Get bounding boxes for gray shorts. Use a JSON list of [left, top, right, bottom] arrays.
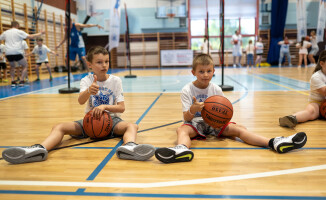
[[73, 116, 123, 139], [183, 118, 233, 140], [309, 47, 319, 56]]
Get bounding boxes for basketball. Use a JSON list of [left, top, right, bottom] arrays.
[[233, 40, 238, 45], [305, 36, 310, 41], [83, 110, 113, 138], [284, 40, 289, 44], [320, 100, 326, 118], [201, 95, 233, 128]]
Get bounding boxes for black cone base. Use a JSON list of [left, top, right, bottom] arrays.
[[59, 87, 80, 94], [219, 85, 234, 91], [125, 75, 137, 78]]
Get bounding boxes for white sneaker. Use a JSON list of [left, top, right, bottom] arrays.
[[233, 64, 236, 68], [155, 144, 194, 163], [278, 64, 281, 67], [272, 132, 307, 154], [289, 63, 292, 67], [2, 144, 48, 164], [116, 142, 155, 161]]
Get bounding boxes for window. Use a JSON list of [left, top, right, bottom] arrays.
[[208, 19, 220, 36], [191, 20, 205, 36], [241, 18, 255, 35], [225, 19, 239, 35], [191, 38, 204, 50]]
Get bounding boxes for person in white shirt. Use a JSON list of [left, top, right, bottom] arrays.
[[0, 21, 44, 87], [308, 31, 319, 66], [296, 36, 312, 68], [278, 36, 294, 67], [201, 35, 212, 55], [231, 30, 242, 67], [16, 40, 29, 82], [25, 38, 58, 81], [255, 37, 264, 68], [0, 41, 8, 82], [279, 50, 326, 128], [246, 40, 254, 68]]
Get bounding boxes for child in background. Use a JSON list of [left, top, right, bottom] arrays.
[[26, 38, 58, 81], [279, 50, 326, 128], [278, 36, 293, 67], [16, 40, 30, 82], [255, 37, 264, 68], [296, 36, 312, 68], [308, 31, 319, 66], [0, 41, 8, 83], [2, 46, 155, 164], [155, 54, 307, 164], [246, 40, 254, 68]]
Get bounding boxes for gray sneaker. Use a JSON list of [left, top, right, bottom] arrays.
[[272, 132, 307, 154], [116, 142, 155, 161], [2, 144, 48, 164], [279, 115, 298, 128]]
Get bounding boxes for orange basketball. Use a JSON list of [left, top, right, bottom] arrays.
[[284, 40, 289, 44], [305, 36, 310, 41], [83, 110, 113, 138], [201, 95, 233, 128], [320, 100, 326, 118], [233, 40, 238, 45]]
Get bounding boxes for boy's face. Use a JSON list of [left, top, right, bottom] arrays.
[[37, 40, 42, 46], [87, 53, 110, 76], [192, 64, 215, 87]]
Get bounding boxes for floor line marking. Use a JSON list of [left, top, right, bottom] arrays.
[[0, 164, 325, 188], [249, 73, 309, 96]]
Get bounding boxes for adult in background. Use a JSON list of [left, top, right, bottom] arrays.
[[231, 30, 242, 67], [0, 21, 44, 87]]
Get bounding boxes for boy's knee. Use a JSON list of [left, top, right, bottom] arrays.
[[127, 123, 138, 130], [52, 123, 64, 132]]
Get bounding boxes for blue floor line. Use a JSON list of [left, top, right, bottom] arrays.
[[85, 91, 165, 181], [0, 190, 324, 199]]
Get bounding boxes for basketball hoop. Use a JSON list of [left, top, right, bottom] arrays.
[[166, 13, 175, 22]]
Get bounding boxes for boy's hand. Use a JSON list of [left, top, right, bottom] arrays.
[[190, 96, 204, 114], [92, 105, 106, 119], [88, 75, 99, 95]]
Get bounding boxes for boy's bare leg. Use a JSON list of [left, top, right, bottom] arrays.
[[177, 125, 197, 148], [17, 58, 28, 81], [41, 121, 83, 151]]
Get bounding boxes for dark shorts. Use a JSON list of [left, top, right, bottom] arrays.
[[0, 62, 7, 69], [36, 62, 49, 65], [256, 53, 263, 56], [6, 54, 24, 62], [69, 47, 86, 61], [73, 116, 123, 139]]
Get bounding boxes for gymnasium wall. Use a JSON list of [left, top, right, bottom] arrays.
[[76, 0, 187, 36], [260, 0, 321, 30]]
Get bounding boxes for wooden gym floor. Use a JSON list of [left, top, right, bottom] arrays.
[[0, 66, 325, 200]]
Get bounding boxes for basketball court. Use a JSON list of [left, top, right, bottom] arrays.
[[0, 66, 325, 199]]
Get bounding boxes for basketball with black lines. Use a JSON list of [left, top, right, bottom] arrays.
[[320, 100, 326, 119], [201, 95, 233, 128], [83, 110, 113, 138]]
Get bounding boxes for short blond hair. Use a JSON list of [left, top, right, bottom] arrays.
[[192, 54, 214, 70]]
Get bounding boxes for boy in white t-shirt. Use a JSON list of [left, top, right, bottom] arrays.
[[26, 38, 58, 81], [279, 50, 326, 128], [16, 40, 29, 82], [278, 36, 294, 67], [0, 21, 44, 87], [0, 41, 8, 82], [245, 40, 254, 68], [231, 30, 242, 67], [155, 54, 307, 163], [308, 31, 319, 66], [2, 46, 155, 164]]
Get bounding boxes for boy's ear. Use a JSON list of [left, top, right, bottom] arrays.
[[191, 69, 195, 76], [86, 61, 92, 69]]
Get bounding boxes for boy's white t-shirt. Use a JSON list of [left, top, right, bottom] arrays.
[[80, 74, 124, 117], [309, 70, 326, 102], [0, 28, 28, 55], [0, 44, 6, 63], [255, 42, 264, 54], [181, 82, 224, 120], [246, 44, 255, 55], [21, 40, 29, 55], [32, 44, 51, 63]]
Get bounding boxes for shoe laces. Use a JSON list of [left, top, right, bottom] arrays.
[[273, 136, 284, 144], [174, 144, 187, 149]]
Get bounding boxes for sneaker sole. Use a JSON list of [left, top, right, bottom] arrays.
[[277, 132, 307, 154], [2, 147, 47, 164], [279, 117, 296, 128], [116, 144, 155, 161], [155, 148, 194, 163]]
